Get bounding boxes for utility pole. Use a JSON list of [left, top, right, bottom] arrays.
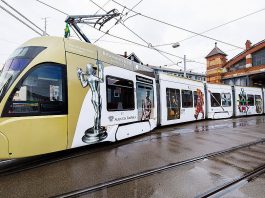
[[42, 17, 48, 36], [184, 55, 187, 78]]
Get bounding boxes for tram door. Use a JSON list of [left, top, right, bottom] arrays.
[[1, 63, 68, 158], [136, 82, 154, 121]]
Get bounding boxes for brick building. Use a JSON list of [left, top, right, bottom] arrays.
[[206, 39, 265, 87]]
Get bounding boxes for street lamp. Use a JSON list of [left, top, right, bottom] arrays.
[[172, 43, 196, 78], [177, 61, 182, 66], [172, 42, 188, 78], [172, 42, 180, 48]]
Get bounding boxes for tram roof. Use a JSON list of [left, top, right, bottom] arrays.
[[22, 36, 155, 78]]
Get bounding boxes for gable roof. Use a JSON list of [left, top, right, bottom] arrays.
[[127, 52, 143, 64], [206, 43, 227, 58]]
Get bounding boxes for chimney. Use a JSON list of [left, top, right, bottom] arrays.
[[245, 40, 252, 50], [124, 51, 127, 58]]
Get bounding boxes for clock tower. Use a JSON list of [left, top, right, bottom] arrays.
[[206, 43, 227, 83]]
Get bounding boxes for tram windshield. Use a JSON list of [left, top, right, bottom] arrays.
[[0, 46, 46, 101]]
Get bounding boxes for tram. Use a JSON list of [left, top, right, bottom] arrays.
[[0, 36, 264, 159]]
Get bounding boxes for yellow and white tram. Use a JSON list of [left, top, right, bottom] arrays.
[[0, 36, 264, 159]]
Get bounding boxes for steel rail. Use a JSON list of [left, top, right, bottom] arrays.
[[196, 164, 265, 198], [52, 138, 265, 198]]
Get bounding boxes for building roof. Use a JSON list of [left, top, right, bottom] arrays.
[[127, 52, 143, 64], [149, 65, 206, 77], [224, 39, 265, 68], [206, 43, 227, 58]]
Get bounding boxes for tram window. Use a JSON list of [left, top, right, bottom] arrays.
[[247, 94, 254, 106], [221, 93, 231, 107], [255, 95, 262, 104], [255, 95, 263, 113], [210, 93, 221, 107], [4, 64, 67, 116], [181, 90, 193, 108], [166, 88, 180, 120], [106, 76, 134, 111]]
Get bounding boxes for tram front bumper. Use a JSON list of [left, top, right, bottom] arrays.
[[0, 131, 9, 159]]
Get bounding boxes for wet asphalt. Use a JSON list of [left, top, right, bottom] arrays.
[[228, 172, 265, 198], [0, 116, 265, 198]]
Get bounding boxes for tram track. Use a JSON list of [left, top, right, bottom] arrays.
[[0, 118, 264, 177], [51, 138, 265, 198], [196, 164, 265, 198]]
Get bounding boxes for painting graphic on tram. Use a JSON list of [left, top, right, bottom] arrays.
[[221, 93, 232, 107], [166, 88, 180, 120], [137, 82, 154, 121], [194, 88, 204, 120], [141, 90, 152, 120], [77, 60, 108, 144], [238, 88, 249, 114], [255, 95, 263, 114]]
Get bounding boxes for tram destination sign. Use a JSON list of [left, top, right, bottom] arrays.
[[136, 75, 153, 84]]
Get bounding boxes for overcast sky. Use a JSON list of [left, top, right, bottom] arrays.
[[0, 0, 265, 73]]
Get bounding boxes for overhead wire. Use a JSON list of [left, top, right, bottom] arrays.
[[0, 4, 42, 36], [122, 12, 139, 23], [90, 38, 134, 45], [94, 0, 111, 15], [90, 0, 147, 45], [34, 0, 203, 67], [129, 0, 143, 11], [81, 0, 112, 38], [35, 0, 68, 15], [87, 23, 205, 66], [154, 7, 265, 47], [89, 0, 183, 67], [92, 0, 143, 44], [117, 0, 142, 23], [35, 0, 87, 41], [1, 0, 48, 35], [111, 0, 245, 50]]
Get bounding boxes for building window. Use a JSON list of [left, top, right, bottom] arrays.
[[166, 88, 180, 120], [4, 63, 67, 116], [223, 79, 234, 86], [247, 94, 254, 106], [210, 93, 221, 107], [253, 48, 265, 66], [106, 76, 134, 111], [221, 93, 231, 107], [235, 77, 248, 86], [230, 59, 246, 71], [182, 90, 193, 108]]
